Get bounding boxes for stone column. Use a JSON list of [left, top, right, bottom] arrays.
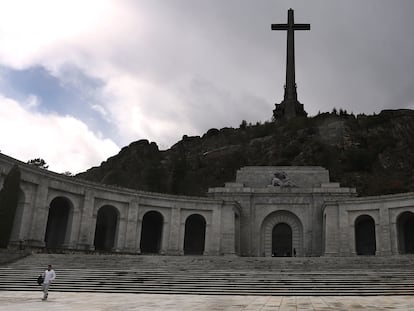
[[114, 214, 127, 252], [349, 222, 357, 256], [64, 205, 81, 250], [76, 189, 95, 250], [390, 217, 398, 255], [124, 198, 139, 253], [303, 209, 313, 257], [168, 206, 181, 255], [135, 216, 142, 254], [323, 203, 339, 256], [338, 206, 350, 256], [9, 184, 32, 247], [205, 207, 221, 255], [160, 215, 170, 255], [204, 222, 213, 255], [236, 196, 252, 256], [378, 207, 392, 255], [220, 203, 236, 256], [26, 179, 49, 248], [179, 213, 186, 255]]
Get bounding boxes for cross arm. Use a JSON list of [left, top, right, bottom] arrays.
[[271, 24, 288, 30], [293, 24, 310, 30]]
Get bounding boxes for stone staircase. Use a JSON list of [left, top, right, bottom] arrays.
[[0, 253, 414, 296]]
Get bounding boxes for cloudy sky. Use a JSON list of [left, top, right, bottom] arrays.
[[1, 0, 413, 173]]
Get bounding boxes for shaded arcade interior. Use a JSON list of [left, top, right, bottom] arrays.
[[183, 214, 206, 255], [44, 197, 72, 249], [397, 211, 414, 254], [94, 205, 118, 251], [140, 211, 163, 254], [355, 215, 376, 255]]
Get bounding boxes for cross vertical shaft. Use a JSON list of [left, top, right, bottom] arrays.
[[285, 9, 297, 101], [271, 9, 310, 120]]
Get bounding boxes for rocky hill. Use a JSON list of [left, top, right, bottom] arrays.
[[77, 109, 414, 197]]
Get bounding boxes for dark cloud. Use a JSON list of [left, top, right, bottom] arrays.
[[126, 0, 414, 123], [3, 0, 414, 166]]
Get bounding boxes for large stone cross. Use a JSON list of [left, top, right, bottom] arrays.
[[272, 9, 310, 120]]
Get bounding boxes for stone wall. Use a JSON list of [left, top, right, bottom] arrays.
[[2, 152, 413, 258], [209, 166, 357, 257], [0, 153, 238, 255], [323, 193, 414, 256]]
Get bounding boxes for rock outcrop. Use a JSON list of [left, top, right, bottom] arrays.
[[77, 109, 414, 197]]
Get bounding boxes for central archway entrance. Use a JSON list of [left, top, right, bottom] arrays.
[[183, 214, 206, 255], [272, 223, 292, 257], [397, 211, 414, 254], [140, 211, 163, 254], [94, 206, 118, 251], [355, 215, 376, 255], [261, 210, 303, 257], [44, 197, 72, 249]]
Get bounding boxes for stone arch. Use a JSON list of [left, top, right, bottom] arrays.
[[94, 205, 119, 251], [44, 196, 73, 249], [183, 214, 206, 255], [355, 214, 376, 255], [140, 210, 164, 254], [397, 211, 414, 254], [261, 210, 303, 257]]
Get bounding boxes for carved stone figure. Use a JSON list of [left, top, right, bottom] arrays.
[[271, 171, 296, 187]]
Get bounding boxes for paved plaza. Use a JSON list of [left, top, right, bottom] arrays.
[[0, 291, 414, 310]]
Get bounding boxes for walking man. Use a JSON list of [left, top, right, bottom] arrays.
[[42, 264, 56, 301]]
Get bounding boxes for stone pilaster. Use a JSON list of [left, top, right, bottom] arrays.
[[338, 206, 349, 256], [204, 207, 221, 255], [123, 198, 139, 253], [114, 215, 127, 252], [26, 179, 49, 248], [378, 207, 392, 255], [220, 203, 236, 256], [135, 216, 142, 254], [323, 203, 339, 256], [160, 216, 169, 255], [76, 189, 95, 250], [167, 207, 182, 255]]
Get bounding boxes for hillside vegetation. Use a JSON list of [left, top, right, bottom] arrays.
[[77, 109, 414, 197]]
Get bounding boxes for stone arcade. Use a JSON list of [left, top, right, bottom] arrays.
[[1, 153, 414, 257]]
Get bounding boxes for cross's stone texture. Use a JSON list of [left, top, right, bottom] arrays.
[[272, 9, 309, 120]]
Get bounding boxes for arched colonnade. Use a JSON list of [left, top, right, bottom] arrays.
[[42, 195, 211, 254]]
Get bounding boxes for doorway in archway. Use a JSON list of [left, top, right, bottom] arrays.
[[44, 197, 71, 249], [272, 223, 292, 257], [140, 211, 163, 254], [397, 211, 414, 254], [94, 206, 118, 251], [183, 214, 206, 255], [355, 215, 376, 255]]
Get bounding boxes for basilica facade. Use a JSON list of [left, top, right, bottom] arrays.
[[1, 152, 413, 257]]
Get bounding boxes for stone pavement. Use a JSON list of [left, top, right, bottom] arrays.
[[0, 291, 414, 310]]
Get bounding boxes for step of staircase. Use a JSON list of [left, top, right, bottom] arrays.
[[0, 253, 413, 296]]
